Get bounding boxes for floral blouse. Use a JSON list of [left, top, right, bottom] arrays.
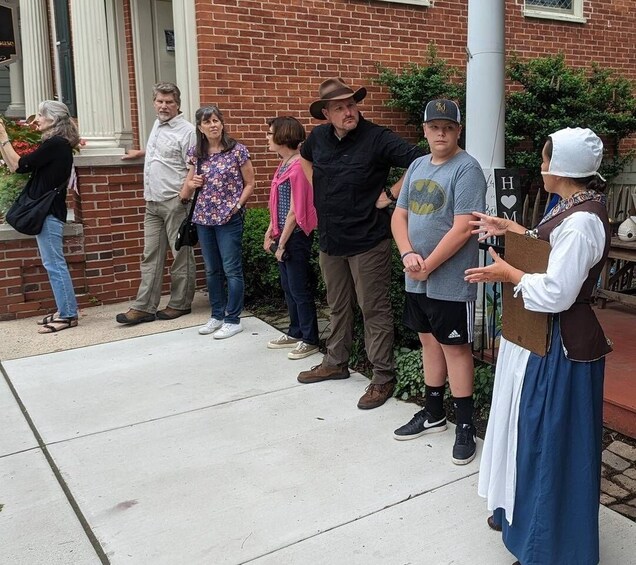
[[187, 143, 250, 226]]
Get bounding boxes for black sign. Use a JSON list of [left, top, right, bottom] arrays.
[[494, 168, 522, 223], [0, 4, 19, 65]]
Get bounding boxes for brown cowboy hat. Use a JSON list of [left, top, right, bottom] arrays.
[[309, 78, 367, 120]]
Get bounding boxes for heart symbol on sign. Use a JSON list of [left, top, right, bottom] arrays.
[[501, 195, 517, 209]]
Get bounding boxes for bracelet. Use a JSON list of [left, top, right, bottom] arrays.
[[400, 250, 417, 260], [0, 139, 10, 147], [384, 187, 397, 202]]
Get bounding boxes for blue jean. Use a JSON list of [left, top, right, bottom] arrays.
[[197, 213, 244, 324], [36, 215, 78, 319], [278, 231, 318, 345]]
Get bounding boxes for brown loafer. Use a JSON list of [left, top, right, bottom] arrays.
[[297, 362, 349, 384], [357, 380, 395, 410], [115, 309, 155, 325], [487, 515, 502, 532], [156, 307, 192, 320]]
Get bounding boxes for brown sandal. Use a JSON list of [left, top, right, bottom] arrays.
[[38, 318, 78, 334]]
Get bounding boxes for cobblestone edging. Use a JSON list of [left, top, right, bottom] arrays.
[[602, 441, 636, 521]]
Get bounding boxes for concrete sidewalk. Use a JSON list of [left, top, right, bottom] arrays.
[[1, 303, 635, 564]]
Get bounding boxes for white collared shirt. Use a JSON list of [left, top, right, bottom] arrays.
[[144, 113, 195, 202]]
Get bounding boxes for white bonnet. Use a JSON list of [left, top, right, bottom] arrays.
[[545, 127, 604, 179]]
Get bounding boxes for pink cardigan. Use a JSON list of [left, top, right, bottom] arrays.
[[268, 159, 318, 238]]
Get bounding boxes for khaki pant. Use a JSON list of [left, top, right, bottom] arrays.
[[132, 197, 195, 313], [320, 238, 394, 384]]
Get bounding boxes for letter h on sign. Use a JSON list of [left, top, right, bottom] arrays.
[[494, 169, 522, 224]]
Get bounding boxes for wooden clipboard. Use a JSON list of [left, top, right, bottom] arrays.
[[501, 231, 551, 356]]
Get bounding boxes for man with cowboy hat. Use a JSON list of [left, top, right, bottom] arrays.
[[297, 77, 423, 410]]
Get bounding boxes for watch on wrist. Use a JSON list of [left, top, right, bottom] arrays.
[[236, 202, 242, 210], [1, 139, 10, 147], [384, 187, 397, 202]]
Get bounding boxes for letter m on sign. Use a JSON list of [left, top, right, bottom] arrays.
[[494, 169, 522, 223]]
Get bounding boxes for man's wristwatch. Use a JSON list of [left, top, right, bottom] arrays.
[[384, 187, 397, 202], [236, 202, 242, 210]]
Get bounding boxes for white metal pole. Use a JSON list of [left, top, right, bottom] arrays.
[[465, 0, 506, 349]]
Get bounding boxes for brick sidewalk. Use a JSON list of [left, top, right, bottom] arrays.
[[602, 440, 636, 521]]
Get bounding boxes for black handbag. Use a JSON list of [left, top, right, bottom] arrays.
[[175, 158, 202, 251], [5, 185, 61, 235]]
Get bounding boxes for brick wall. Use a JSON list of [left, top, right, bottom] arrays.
[[0, 158, 205, 320], [193, 0, 636, 203]]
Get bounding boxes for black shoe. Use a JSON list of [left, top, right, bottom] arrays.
[[452, 423, 476, 465], [393, 409, 447, 440]]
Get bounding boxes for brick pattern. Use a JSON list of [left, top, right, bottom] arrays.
[[189, 0, 635, 203]]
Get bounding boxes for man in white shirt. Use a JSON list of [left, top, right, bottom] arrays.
[[116, 82, 196, 324]]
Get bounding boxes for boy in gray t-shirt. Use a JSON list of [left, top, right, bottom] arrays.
[[391, 99, 486, 465]]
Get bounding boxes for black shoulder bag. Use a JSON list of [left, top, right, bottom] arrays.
[[175, 158, 202, 251], [6, 185, 62, 236]]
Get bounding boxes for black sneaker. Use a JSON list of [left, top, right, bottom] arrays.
[[393, 409, 447, 441], [452, 423, 477, 465]]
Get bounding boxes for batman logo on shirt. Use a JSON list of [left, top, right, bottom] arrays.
[[408, 179, 446, 215]]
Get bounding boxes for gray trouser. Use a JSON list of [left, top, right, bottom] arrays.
[[319, 238, 395, 384], [132, 197, 196, 313]]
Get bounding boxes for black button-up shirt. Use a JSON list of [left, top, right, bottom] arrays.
[[301, 115, 423, 256]]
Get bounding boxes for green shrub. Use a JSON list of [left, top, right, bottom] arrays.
[[0, 172, 28, 216], [242, 208, 285, 306], [506, 54, 636, 184], [242, 207, 325, 308], [394, 345, 495, 414], [395, 347, 424, 400], [375, 44, 465, 139]]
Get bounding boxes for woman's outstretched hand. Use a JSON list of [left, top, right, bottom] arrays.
[[469, 211, 511, 242], [464, 247, 523, 285]]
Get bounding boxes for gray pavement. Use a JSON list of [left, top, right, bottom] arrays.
[[1, 300, 635, 564]]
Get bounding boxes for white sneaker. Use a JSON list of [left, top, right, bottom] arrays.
[[268, 334, 302, 349], [288, 342, 320, 360], [213, 322, 243, 340], [199, 317, 223, 335]]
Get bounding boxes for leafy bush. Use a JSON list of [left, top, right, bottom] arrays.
[[394, 345, 495, 414], [395, 347, 424, 400], [241, 207, 285, 306], [0, 117, 41, 217], [375, 51, 636, 187], [0, 171, 27, 216], [375, 43, 465, 140], [242, 207, 325, 309], [506, 54, 636, 184]]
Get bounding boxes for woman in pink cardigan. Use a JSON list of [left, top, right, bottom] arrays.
[[264, 117, 319, 360]]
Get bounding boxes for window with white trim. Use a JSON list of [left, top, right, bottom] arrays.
[[524, 0, 585, 23]]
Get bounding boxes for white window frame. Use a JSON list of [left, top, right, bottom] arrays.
[[380, 0, 431, 6], [523, 0, 586, 24]]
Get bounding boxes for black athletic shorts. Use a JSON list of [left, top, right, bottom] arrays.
[[403, 292, 475, 345]]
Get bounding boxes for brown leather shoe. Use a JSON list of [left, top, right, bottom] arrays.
[[115, 309, 155, 325], [297, 362, 349, 384], [487, 515, 502, 532], [156, 307, 192, 320], [357, 381, 395, 410]]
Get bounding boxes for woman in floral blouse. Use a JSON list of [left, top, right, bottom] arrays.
[[180, 106, 254, 339]]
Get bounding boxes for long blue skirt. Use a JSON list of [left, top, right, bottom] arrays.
[[493, 320, 605, 565]]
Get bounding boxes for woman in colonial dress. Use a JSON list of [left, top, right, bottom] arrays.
[[464, 127, 612, 565]]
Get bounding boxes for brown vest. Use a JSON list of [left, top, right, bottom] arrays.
[[535, 200, 613, 361]]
